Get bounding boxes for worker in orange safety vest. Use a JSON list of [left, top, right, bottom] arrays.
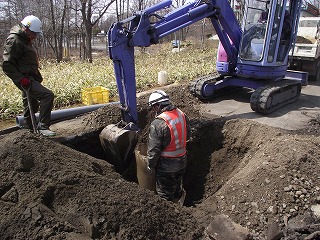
[[147, 90, 191, 205]]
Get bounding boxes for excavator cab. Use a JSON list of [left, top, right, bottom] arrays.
[[237, 0, 299, 78], [239, 1, 271, 62], [217, 0, 301, 79]]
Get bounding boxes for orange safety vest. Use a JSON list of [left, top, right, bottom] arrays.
[[158, 108, 187, 158]]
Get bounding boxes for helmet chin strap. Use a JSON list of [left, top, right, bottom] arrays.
[[151, 104, 162, 116], [156, 104, 166, 115]]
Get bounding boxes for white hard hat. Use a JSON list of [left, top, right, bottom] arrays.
[[21, 15, 42, 33], [148, 90, 170, 107]]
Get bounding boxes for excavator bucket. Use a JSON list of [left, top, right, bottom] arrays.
[[99, 123, 139, 173]]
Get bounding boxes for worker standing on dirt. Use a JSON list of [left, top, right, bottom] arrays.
[[147, 90, 190, 205], [2, 15, 55, 136]]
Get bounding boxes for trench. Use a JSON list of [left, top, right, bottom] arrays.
[[58, 118, 245, 207]]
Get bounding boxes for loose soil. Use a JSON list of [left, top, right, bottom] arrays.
[[1, 82, 320, 239], [295, 36, 314, 44]]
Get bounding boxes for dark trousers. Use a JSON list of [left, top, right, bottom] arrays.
[[155, 168, 185, 201], [20, 80, 54, 127]]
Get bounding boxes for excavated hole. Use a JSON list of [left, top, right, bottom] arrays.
[[59, 118, 250, 207]]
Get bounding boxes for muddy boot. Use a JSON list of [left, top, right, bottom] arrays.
[[37, 122, 56, 136]]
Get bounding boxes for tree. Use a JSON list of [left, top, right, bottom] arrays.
[[46, 0, 68, 62], [77, 0, 116, 63], [129, 0, 161, 13], [172, 0, 189, 42]]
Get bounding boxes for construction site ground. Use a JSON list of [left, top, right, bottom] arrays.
[[1, 79, 320, 239]]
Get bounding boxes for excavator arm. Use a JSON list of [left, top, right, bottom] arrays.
[[107, 0, 242, 126], [101, 0, 307, 173], [102, 0, 242, 172]]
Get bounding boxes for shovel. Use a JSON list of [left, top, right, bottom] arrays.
[[22, 84, 39, 134]]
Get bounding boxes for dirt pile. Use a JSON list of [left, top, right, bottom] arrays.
[[296, 36, 314, 44], [0, 130, 203, 239], [192, 119, 320, 238], [1, 83, 320, 239]]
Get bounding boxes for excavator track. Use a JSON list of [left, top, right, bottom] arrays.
[[250, 80, 301, 115], [189, 73, 224, 100]]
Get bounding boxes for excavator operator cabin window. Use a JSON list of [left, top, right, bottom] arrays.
[[239, 0, 270, 61], [267, 0, 284, 63]]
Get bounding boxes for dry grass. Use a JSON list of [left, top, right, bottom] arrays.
[[0, 40, 218, 120]]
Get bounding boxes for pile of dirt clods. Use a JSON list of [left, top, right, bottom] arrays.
[[1, 83, 320, 240], [0, 130, 202, 239]]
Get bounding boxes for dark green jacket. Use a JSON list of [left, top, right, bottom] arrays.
[[2, 25, 43, 86], [147, 104, 191, 173]]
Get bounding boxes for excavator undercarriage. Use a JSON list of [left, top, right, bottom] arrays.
[[250, 80, 302, 114]]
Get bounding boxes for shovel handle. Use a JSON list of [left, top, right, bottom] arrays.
[[21, 83, 31, 92], [21, 84, 38, 134]]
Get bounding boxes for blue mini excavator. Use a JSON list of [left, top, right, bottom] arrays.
[[100, 0, 307, 172]]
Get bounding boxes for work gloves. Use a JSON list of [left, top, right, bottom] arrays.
[[20, 77, 30, 88]]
